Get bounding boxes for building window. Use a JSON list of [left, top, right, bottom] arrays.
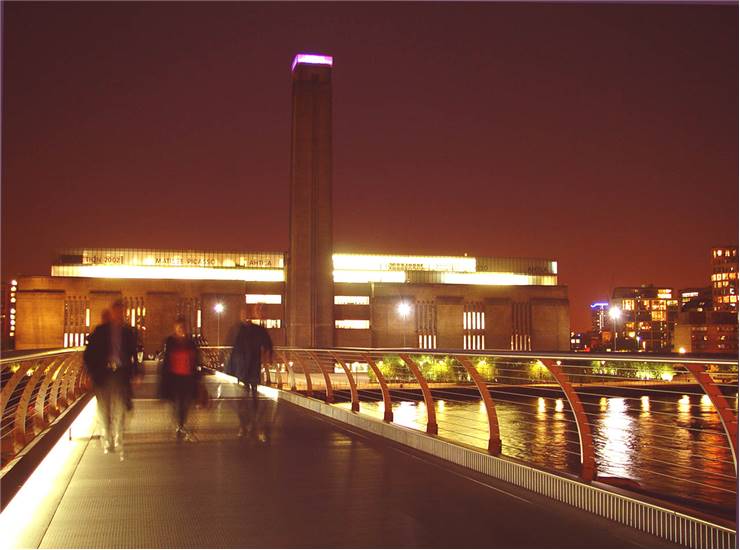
[[464, 302, 485, 350], [335, 319, 370, 329], [416, 301, 437, 349], [255, 319, 282, 329], [246, 294, 282, 304], [334, 295, 370, 305]]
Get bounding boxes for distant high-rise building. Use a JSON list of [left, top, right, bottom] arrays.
[[287, 54, 335, 348], [569, 331, 588, 352], [679, 287, 713, 313], [590, 302, 609, 333], [611, 285, 678, 353], [711, 246, 738, 313]]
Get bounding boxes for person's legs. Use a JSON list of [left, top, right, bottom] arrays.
[[94, 381, 112, 452], [176, 377, 194, 429], [109, 374, 127, 454]]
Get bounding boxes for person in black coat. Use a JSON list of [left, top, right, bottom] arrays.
[[159, 316, 201, 439], [83, 300, 140, 454], [226, 304, 273, 439]]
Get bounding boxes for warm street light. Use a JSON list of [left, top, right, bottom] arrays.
[[214, 302, 224, 347], [397, 301, 412, 347], [397, 302, 411, 318]]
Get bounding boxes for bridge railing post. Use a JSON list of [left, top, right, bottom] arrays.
[[399, 353, 438, 435], [683, 362, 738, 473], [541, 359, 597, 482], [364, 353, 393, 422], [456, 355, 502, 455], [308, 351, 334, 404], [330, 351, 360, 413]]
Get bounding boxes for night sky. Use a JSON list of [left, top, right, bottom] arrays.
[[2, 2, 737, 330]]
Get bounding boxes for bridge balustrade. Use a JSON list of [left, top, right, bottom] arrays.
[[0, 349, 88, 465], [202, 345, 738, 519]]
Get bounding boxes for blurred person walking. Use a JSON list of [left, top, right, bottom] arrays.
[[83, 300, 140, 456], [226, 304, 273, 440], [159, 316, 202, 440]]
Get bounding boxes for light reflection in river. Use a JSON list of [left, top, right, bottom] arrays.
[[340, 391, 736, 516]]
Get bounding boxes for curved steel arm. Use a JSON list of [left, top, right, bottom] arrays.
[[50, 356, 77, 412], [308, 351, 334, 404], [331, 352, 359, 412], [14, 358, 56, 448], [684, 363, 738, 472], [399, 354, 438, 435], [276, 350, 297, 391], [456, 355, 502, 455], [293, 354, 313, 397], [33, 356, 71, 428], [541, 359, 596, 481], [363, 354, 393, 422]]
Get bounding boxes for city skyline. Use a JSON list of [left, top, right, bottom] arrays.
[[2, 3, 737, 331]]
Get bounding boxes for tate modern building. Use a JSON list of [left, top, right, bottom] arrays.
[[13, 54, 570, 353]]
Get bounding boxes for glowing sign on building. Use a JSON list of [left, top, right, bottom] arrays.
[[333, 254, 476, 273]]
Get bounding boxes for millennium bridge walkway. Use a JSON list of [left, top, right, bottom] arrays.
[[0, 348, 737, 548]]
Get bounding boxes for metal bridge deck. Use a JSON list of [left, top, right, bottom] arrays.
[[34, 369, 670, 548]]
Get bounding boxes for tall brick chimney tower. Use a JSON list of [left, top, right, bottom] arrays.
[[286, 53, 334, 348]]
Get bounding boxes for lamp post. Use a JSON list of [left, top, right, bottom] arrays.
[[397, 301, 412, 348], [214, 302, 224, 348], [608, 306, 621, 352]]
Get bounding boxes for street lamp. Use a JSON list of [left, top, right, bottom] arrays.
[[397, 301, 412, 348], [214, 302, 224, 347], [608, 306, 621, 352]]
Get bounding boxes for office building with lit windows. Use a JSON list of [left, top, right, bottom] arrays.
[[673, 247, 738, 355], [610, 285, 679, 353], [13, 248, 569, 353], [711, 246, 738, 312], [590, 302, 609, 333], [11, 53, 570, 354]]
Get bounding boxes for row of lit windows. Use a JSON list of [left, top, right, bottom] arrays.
[[64, 332, 88, 348], [711, 272, 738, 281], [464, 334, 486, 350], [713, 280, 737, 289], [335, 319, 370, 330], [253, 319, 282, 329], [418, 334, 436, 349], [463, 311, 485, 331], [246, 294, 282, 304], [334, 296, 370, 305], [713, 249, 737, 258]]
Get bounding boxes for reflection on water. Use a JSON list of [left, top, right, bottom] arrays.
[[342, 392, 737, 516]]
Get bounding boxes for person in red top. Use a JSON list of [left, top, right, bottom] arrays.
[[159, 316, 201, 439]]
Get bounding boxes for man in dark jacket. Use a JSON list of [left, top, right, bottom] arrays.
[[84, 300, 140, 455], [226, 304, 273, 439]]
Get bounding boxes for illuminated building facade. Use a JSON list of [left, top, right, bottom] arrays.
[[711, 246, 738, 312], [610, 286, 678, 353], [14, 248, 569, 353], [590, 302, 609, 333], [12, 52, 570, 354]]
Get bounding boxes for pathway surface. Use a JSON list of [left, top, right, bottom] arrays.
[[36, 366, 671, 548]]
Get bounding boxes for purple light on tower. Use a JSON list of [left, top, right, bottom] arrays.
[[291, 53, 333, 72]]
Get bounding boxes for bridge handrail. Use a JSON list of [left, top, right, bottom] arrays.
[[201, 344, 737, 519], [0, 348, 88, 465]]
